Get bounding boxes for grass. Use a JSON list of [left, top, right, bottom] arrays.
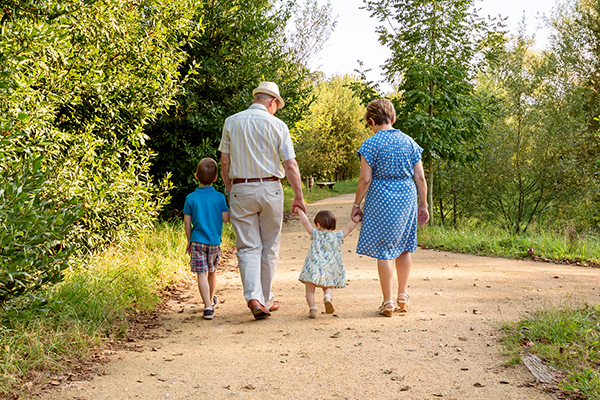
[[0, 222, 190, 398], [0, 179, 356, 396], [283, 178, 358, 212], [418, 222, 600, 267], [422, 221, 600, 399], [2, 182, 597, 398], [501, 302, 600, 399]]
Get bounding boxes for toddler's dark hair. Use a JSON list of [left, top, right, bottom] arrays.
[[314, 210, 336, 230], [196, 158, 218, 185]]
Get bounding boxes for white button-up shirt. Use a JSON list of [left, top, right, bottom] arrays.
[[219, 104, 295, 179]]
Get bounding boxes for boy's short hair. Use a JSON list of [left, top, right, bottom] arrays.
[[314, 210, 336, 230], [196, 158, 218, 185]]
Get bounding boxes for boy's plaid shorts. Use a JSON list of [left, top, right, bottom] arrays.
[[190, 242, 221, 273]]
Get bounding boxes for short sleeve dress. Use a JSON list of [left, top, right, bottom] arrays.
[[356, 129, 423, 260], [298, 229, 346, 288]]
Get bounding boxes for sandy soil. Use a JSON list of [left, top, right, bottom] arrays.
[[40, 194, 600, 400]]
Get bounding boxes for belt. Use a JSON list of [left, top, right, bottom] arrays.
[[232, 177, 280, 184]]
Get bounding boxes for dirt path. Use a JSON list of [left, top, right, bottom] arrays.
[[42, 194, 599, 400]]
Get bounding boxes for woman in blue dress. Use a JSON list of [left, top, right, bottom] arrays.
[[351, 99, 429, 317]]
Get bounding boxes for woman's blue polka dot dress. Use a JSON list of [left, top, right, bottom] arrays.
[[356, 129, 423, 260]]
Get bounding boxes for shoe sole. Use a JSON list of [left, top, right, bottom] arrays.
[[324, 300, 334, 314], [379, 309, 394, 317], [397, 304, 409, 313], [251, 307, 271, 320], [203, 314, 214, 320]]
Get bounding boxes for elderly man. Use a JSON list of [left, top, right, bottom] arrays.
[[219, 82, 306, 320]]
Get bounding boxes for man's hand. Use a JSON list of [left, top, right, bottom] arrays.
[[186, 242, 192, 255], [291, 198, 307, 215]]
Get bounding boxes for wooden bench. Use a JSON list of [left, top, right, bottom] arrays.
[[316, 181, 335, 190]]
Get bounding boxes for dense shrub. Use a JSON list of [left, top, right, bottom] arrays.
[[0, 0, 199, 303]]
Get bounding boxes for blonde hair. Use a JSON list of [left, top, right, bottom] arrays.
[[365, 99, 396, 126]]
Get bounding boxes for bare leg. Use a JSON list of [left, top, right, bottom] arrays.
[[322, 287, 334, 313], [208, 271, 217, 305], [305, 282, 316, 308], [377, 259, 394, 303], [197, 272, 211, 309], [396, 252, 412, 294]]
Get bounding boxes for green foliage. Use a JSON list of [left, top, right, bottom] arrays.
[[0, 0, 199, 302], [147, 0, 321, 213], [418, 222, 600, 267], [0, 156, 82, 304], [363, 0, 506, 224], [468, 32, 585, 234], [282, 179, 358, 212], [286, 0, 338, 68], [347, 61, 384, 106], [0, 221, 191, 397], [548, 0, 600, 228], [295, 75, 371, 181], [501, 302, 600, 399]]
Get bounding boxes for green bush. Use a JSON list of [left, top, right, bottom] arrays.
[[0, 155, 81, 305], [0, 0, 200, 302]]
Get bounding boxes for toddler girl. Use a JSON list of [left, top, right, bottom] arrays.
[[297, 208, 360, 318]]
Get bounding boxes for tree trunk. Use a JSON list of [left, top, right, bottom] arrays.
[[428, 158, 434, 225], [438, 173, 445, 226]]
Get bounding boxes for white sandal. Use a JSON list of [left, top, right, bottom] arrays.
[[378, 300, 395, 317], [397, 293, 410, 313]]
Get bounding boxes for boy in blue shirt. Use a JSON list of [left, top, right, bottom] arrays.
[[184, 158, 229, 320]]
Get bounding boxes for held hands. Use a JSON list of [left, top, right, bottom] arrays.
[[291, 198, 307, 215], [351, 205, 363, 223], [418, 206, 429, 226]]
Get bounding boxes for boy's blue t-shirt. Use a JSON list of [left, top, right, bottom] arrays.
[[183, 186, 228, 245]]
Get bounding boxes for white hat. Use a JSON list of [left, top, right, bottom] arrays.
[[252, 81, 285, 109]]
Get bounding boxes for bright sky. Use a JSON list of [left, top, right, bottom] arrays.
[[314, 0, 559, 92]]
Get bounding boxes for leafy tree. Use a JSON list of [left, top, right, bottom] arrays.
[[286, 0, 338, 68], [0, 0, 198, 303], [548, 0, 600, 228], [363, 0, 505, 223], [295, 75, 372, 181], [147, 0, 335, 213], [472, 32, 584, 233]]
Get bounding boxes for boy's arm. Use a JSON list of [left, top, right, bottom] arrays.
[[296, 208, 314, 234], [341, 217, 360, 238], [222, 211, 230, 223], [184, 214, 192, 255]]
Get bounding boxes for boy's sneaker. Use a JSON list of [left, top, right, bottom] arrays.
[[203, 308, 214, 320], [212, 295, 218, 307]]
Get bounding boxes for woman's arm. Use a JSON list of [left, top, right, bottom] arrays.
[[296, 208, 314, 234], [413, 160, 429, 226], [351, 155, 372, 223]]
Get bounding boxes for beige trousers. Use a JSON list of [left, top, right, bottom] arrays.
[[229, 181, 283, 308]]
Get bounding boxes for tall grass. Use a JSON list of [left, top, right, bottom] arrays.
[[418, 222, 600, 267], [0, 222, 190, 397], [501, 302, 600, 399]]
